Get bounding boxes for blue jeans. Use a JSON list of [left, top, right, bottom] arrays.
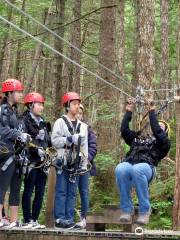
[[115, 162, 153, 214], [22, 169, 47, 223], [77, 173, 89, 218], [54, 170, 78, 224]]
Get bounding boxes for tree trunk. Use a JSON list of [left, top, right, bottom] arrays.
[[160, 0, 169, 119], [14, 0, 26, 79], [45, 0, 66, 227], [97, 0, 117, 154], [135, 0, 155, 131], [68, 0, 81, 93], [173, 0, 180, 230], [117, 0, 125, 160], [0, 0, 15, 81], [53, 0, 66, 119], [135, 0, 155, 90], [173, 90, 180, 231], [25, 1, 53, 94]]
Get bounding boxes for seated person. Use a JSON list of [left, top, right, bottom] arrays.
[[115, 98, 171, 225]]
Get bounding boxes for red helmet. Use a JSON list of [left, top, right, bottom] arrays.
[[24, 92, 45, 105], [2, 78, 23, 93], [61, 92, 81, 106]]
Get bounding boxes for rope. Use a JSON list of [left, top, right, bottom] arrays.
[[2, 0, 137, 90], [0, 144, 9, 154], [0, 15, 134, 99]]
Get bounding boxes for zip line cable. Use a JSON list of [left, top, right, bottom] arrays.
[[0, 15, 134, 99], [2, 0, 179, 96], [2, 0, 136, 91], [0, 14, 177, 105]]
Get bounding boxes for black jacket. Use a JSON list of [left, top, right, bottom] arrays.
[[0, 103, 23, 160], [120, 110, 171, 166], [23, 111, 51, 165]]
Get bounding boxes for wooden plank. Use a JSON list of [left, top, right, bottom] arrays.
[[86, 214, 131, 224], [0, 229, 180, 239]]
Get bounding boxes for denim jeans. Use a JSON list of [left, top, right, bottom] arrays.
[[115, 162, 153, 214], [77, 172, 89, 218], [54, 170, 78, 224], [22, 169, 47, 223]]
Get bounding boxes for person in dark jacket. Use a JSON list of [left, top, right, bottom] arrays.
[[0, 79, 30, 229], [21, 92, 51, 229], [115, 98, 170, 225], [74, 104, 97, 229]]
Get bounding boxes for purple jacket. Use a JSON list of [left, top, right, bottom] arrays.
[[88, 126, 97, 176]]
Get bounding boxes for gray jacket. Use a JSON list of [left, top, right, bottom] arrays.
[[51, 115, 88, 159]]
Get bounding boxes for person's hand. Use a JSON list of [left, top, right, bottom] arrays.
[[126, 98, 135, 112], [147, 100, 156, 111], [18, 133, 31, 143], [36, 129, 45, 140], [38, 148, 45, 161]]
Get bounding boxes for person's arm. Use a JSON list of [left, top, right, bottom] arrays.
[[120, 98, 138, 146], [88, 126, 97, 163], [0, 108, 21, 141], [148, 106, 171, 157], [149, 110, 169, 143]]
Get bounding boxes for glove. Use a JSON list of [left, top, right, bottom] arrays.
[[38, 148, 45, 161], [18, 133, 31, 143], [36, 129, 45, 141]]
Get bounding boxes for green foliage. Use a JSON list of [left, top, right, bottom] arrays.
[[147, 200, 173, 229], [95, 153, 116, 173]]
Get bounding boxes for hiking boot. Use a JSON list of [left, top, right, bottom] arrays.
[[119, 212, 132, 223], [136, 210, 151, 225]]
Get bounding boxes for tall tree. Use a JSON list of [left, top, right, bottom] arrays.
[[46, 0, 66, 227], [134, 0, 155, 131], [135, 0, 155, 90], [68, 0, 81, 93], [117, 0, 125, 159], [0, 0, 15, 81], [53, 0, 66, 118], [14, 0, 26, 79], [160, 0, 169, 119], [25, 0, 54, 94], [173, 0, 180, 231], [97, 0, 117, 153]]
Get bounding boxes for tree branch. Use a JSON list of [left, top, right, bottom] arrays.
[[5, 5, 117, 46]]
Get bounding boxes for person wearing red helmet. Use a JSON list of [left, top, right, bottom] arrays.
[[0, 79, 30, 229], [21, 92, 51, 229], [51, 92, 89, 229]]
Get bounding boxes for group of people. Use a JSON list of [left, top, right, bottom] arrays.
[[0, 79, 97, 230], [0, 78, 171, 230]]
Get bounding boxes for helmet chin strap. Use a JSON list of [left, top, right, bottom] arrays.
[[29, 103, 35, 113], [66, 101, 71, 111]]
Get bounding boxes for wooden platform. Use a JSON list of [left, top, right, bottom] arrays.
[[0, 228, 180, 240], [86, 205, 139, 232]]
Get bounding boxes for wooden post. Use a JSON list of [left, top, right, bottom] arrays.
[[173, 94, 180, 230], [45, 167, 56, 227]]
